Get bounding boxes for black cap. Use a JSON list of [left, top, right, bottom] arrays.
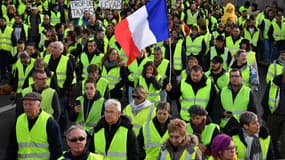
[[216, 35, 225, 41], [240, 38, 250, 45], [188, 105, 208, 116], [19, 52, 29, 59], [212, 56, 224, 64], [22, 92, 42, 101]]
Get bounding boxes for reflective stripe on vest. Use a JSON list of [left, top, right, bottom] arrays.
[[244, 29, 260, 47], [232, 135, 270, 159], [221, 86, 250, 121], [16, 111, 50, 159], [160, 146, 198, 160], [156, 59, 169, 79], [138, 75, 162, 104], [185, 35, 203, 56], [173, 39, 183, 70], [266, 61, 283, 83], [268, 82, 280, 113], [272, 21, 285, 41], [123, 104, 155, 136], [128, 58, 151, 82], [22, 87, 55, 116], [80, 53, 104, 78], [16, 58, 35, 93], [44, 55, 68, 88], [210, 46, 229, 70], [180, 79, 211, 121], [263, 19, 273, 39], [186, 123, 219, 145], [185, 9, 199, 25], [101, 66, 121, 90], [50, 11, 61, 25], [143, 120, 169, 160], [94, 127, 128, 160], [76, 96, 104, 134], [0, 26, 13, 51], [226, 36, 242, 55]]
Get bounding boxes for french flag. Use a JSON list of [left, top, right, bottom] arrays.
[[115, 0, 169, 65]]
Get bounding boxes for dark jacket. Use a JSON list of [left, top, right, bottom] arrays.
[[61, 149, 93, 160], [5, 110, 63, 160], [262, 74, 285, 121], [137, 117, 170, 160], [89, 115, 139, 160], [228, 126, 275, 160]]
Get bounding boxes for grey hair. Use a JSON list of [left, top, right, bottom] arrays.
[[239, 111, 257, 126], [54, 41, 64, 53], [65, 124, 87, 139], [104, 99, 121, 112]]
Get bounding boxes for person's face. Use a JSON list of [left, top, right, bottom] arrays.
[[104, 105, 121, 125], [244, 116, 260, 135], [232, 28, 240, 37], [31, 9, 38, 15], [23, 100, 40, 119], [26, 45, 35, 55], [88, 71, 98, 79], [87, 42, 96, 53], [17, 43, 25, 52], [280, 53, 285, 61], [230, 71, 242, 86], [154, 50, 162, 61], [106, 25, 114, 34], [190, 70, 203, 83], [85, 82, 96, 100], [216, 40, 224, 48], [211, 62, 222, 71], [108, 50, 118, 62], [187, 60, 198, 69], [191, 115, 205, 125], [15, 16, 22, 23], [236, 52, 247, 64], [248, 20, 256, 28], [156, 109, 169, 124], [240, 43, 247, 50], [146, 66, 154, 75], [43, 16, 50, 24], [34, 72, 47, 89], [220, 141, 236, 160], [169, 131, 185, 147], [192, 28, 198, 36], [52, 44, 62, 58], [21, 57, 30, 66], [67, 128, 87, 156], [133, 93, 145, 105], [0, 19, 6, 26]]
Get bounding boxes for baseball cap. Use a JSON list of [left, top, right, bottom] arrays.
[[22, 92, 42, 101]]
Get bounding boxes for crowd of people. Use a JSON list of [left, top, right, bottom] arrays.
[[2, 0, 285, 159]]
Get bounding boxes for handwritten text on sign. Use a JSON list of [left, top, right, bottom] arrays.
[[70, 0, 94, 18], [99, 0, 121, 9]]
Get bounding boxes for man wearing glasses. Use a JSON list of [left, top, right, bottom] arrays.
[[5, 92, 62, 160], [89, 99, 139, 160], [20, 69, 61, 121], [59, 125, 103, 160], [214, 68, 257, 134]]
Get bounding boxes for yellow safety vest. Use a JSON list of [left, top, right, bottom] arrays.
[[101, 66, 121, 90], [160, 146, 198, 160], [58, 152, 104, 160], [232, 135, 270, 159], [272, 21, 285, 41], [22, 87, 55, 116], [180, 79, 212, 121], [76, 96, 104, 135], [185, 35, 204, 56], [263, 19, 273, 39], [210, 46, 230, 70], [50, 11, 61, 25], [44, 54, 68, 88], [138, 75, 162, 104], [94, 127, 128, 160], [156, 59, 169, 79], [220, 86, 250, 125], [266, 61, 284, 83], [16, 58, 35, 93], [244, 28, 260, 47], [0, 26, 13, 52], [226, 36, 243, 56], [205, 71, 230, 92], [173, 39, 183, 71], [128, 57, 151, 82], [185, 10, 199, 25], [247, 51, 256, 66], [123, 104, 156, 136], [80, 52, 104, 78], [186, 123, 219, 145], [16, 111, 50, 160], [268, 82, 280, 114], [142, 120, 169, 160]]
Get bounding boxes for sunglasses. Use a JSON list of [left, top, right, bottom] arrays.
[[132, 95, 141, 99], [68, 136, 85, 142]]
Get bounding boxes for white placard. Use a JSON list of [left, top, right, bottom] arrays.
[[99, 0, 121, 9], [70, 0, 95, 18]]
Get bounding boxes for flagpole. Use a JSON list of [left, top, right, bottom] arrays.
[[168, 37, 172, 84]]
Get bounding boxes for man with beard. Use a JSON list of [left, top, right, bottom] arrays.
[[205, 56, 230, 92], [186, 105, 220, 159]]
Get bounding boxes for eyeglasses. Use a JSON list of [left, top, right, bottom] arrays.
[[225, 145, 236, 151], [68, 136, 85, 142], [132, 95, 141, 99]]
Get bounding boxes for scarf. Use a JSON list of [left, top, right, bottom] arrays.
[[104, 59, 119, 69], [243, 129, 263, 160], [190, 119, 206, 142], [130, 99, 152, 115]]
